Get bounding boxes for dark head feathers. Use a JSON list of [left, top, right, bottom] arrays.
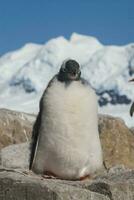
[[58, 59, 81, 82]]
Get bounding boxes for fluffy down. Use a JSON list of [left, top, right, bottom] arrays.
[[32, 79, 103, 180]]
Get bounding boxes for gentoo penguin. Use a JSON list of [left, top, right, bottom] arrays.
[[130, 102, 134, 117], [29, 59, 103, 180], [129, 78, 134, 117]]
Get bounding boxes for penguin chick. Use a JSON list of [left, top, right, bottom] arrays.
[[29, 59, 103, 180], [129, 78, 134, 117]]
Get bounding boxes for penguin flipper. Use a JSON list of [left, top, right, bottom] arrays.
[[130, 102, 134, 117], [29, 97, 43, 169], [29, 75, 57, 170]]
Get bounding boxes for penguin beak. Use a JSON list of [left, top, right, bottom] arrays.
[[129, 78, 134, 82], [68, 72, 78, 80], [68, 70, 80, 80]]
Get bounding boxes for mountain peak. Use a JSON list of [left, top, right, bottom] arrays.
[[70, 32, 102, 46]]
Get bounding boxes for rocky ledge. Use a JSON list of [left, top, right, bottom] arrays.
[[0, 166, 134, 200]]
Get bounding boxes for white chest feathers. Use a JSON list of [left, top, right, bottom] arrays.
[[33, 80, 103, 180]]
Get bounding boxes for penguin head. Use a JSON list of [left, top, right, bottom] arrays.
[[58, 59, 81, 82]]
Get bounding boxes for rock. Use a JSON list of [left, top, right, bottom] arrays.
[[1, 166, 134, 200], [99, 115, 134, 169], [0, 142, 30, 169], [89, 167, 134, 200], [130, 127, 134, 135], [0, 108, 34, 149], [0, 167, 109, 200]]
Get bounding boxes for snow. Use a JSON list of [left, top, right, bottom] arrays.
[[0, 33, 134, 127]]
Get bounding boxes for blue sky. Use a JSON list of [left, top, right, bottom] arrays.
[[0, 0, 134, 55]]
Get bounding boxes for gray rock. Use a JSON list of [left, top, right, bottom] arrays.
[[0, 142, 30, 169], [0, 108, 34, 149], [1, 166, 134, 200], [0, 168, 108, 200], [91, 168, 134, 200]]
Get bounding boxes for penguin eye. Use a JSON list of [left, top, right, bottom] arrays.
[[62, 68, 67, 73]]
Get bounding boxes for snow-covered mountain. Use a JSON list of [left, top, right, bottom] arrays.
[[0, 33, 134, 127]]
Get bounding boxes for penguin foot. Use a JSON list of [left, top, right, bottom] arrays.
[[42, 171, 91, 181], [42, 171, 58, 179], [79, 174, 91, 181]]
